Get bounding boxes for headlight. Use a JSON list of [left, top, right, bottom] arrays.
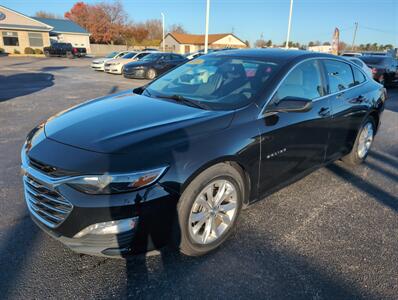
[[66, 167, 167, 194]]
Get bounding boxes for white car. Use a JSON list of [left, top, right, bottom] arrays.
[[104, 51, 154, 74], [90, 51, 129, 71], [345, 57, 373, 78]]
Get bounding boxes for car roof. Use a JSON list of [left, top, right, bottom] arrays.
[[207, 48, 337, 62]]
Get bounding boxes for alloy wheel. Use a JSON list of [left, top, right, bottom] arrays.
[[147, 69, 156, 80], [188, 179, 238, 245], [357, 122, 374, 159]]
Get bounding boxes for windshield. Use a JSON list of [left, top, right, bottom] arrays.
[[141, 53, 162, 61], [122, 52, 137, 59], [145, 56, 280, 110], [105, 51, 118, 58]]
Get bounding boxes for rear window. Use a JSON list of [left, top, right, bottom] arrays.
[[360, 56, 386, 65], [352, 67, 366, 85]]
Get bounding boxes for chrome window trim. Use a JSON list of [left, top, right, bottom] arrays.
[[258, 56, 369, 118]]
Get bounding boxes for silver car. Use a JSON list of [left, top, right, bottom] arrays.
[[91, 51, 129, 71]]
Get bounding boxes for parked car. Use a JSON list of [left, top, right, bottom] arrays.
[[123, 52, 186, 79], [91, 51, 129, 71], [341, 52, 363, 57], [344, 56, 373, 78], [21, 49, 386, 258], [104, 51, 153, 74], [44, 43, 86, 58], [359, 55, 398, 86]]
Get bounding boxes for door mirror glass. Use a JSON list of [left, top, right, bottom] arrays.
[[267, 97, 313, 113]]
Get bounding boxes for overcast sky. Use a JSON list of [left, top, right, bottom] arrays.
[[2, 0, 397, 46]]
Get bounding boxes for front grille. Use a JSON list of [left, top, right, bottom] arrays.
[[23, 175, 73, 228]]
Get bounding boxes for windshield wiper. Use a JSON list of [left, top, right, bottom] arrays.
[[155, 94, 208, 110]]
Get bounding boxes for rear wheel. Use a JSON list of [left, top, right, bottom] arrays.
[[176, 163, 244, 256], [342, 118, 375, 166], [146, 68, 157, 80]]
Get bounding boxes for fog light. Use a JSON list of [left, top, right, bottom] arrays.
[[74, 217, 138, 238]]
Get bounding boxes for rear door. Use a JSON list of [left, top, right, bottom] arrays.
[[322, 59, 369, 161], [258, 59, 331, 196]]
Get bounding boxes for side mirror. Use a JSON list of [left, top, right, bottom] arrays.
[[267, 97, 313, 113], [133, 85, 147, 95]]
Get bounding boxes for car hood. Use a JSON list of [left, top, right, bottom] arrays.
[[44, 91, 234, 154], [125, 61, 154, 68], [109, 58, 136, 65]]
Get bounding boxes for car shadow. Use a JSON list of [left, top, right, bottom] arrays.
[[0, 214, 39, 297], [120, 228, 369, 299], [327, 160, 397, 213], [40, 66, 68, 72], [0, 73, 54, 102]]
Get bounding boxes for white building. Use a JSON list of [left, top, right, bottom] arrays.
[[308, 45, 332, 54], [162, 32, 247, 54]]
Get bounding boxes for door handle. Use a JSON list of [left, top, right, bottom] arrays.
[[336, 92, 345, 99], [318, 107, 330, 117], [350, 95, 365, 104]]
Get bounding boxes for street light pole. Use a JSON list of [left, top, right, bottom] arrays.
[[351, 22, 358, 50], [285, 0, 293, 49], [204, 0, 210, 54], [161, 12, 165, 52]]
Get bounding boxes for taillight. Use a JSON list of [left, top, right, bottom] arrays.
[[372, 68, 377, 74], [73, 48, 78, 53]]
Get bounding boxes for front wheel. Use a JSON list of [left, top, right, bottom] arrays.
[[342, 118, 375, 166], [175, 163, 244, 256], [146, 68, 157, 80]]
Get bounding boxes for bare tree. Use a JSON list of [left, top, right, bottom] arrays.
[[169, 23, 188, 34], [35, 11, 62, 19]]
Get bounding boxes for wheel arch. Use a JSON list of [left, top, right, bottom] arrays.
[[180, 156, 253, 207]]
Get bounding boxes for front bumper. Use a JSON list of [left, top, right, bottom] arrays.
[[91, 63, 105, 71], [21, 147, 179, 257], [123, 68, 146, 79], [104, 65, 122, 74]]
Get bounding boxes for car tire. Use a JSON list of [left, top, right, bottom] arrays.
[[342, 117, 375, 166], [175, 163, 244, 256], [146, 68, 157, 80]]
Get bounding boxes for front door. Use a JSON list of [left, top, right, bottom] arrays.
[[185, 45, 190, 53], [258, 59, 331, 197]]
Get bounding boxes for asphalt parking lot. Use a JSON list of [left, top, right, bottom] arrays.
[[0, 56, 397, 299]]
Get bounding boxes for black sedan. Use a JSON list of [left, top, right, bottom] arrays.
[[21, 49, 386, 257], [123, 52, 186, 80], [359, 55, 398, 86]]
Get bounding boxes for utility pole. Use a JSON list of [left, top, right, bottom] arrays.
[[285, 0, 294, 49], [204, 0, 210, 54], [161, 12, 165, 52], [351, 22, 358, 50]]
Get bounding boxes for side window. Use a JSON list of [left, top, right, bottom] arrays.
[[136, 53, 148, 59], [172, 54, 181, 60], [324, 60, 355, 93], [352, 67, 366, 85], [273, 60, 324, 102]]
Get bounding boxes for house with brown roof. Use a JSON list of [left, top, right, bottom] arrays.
[[162, 32, 247, 54]]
